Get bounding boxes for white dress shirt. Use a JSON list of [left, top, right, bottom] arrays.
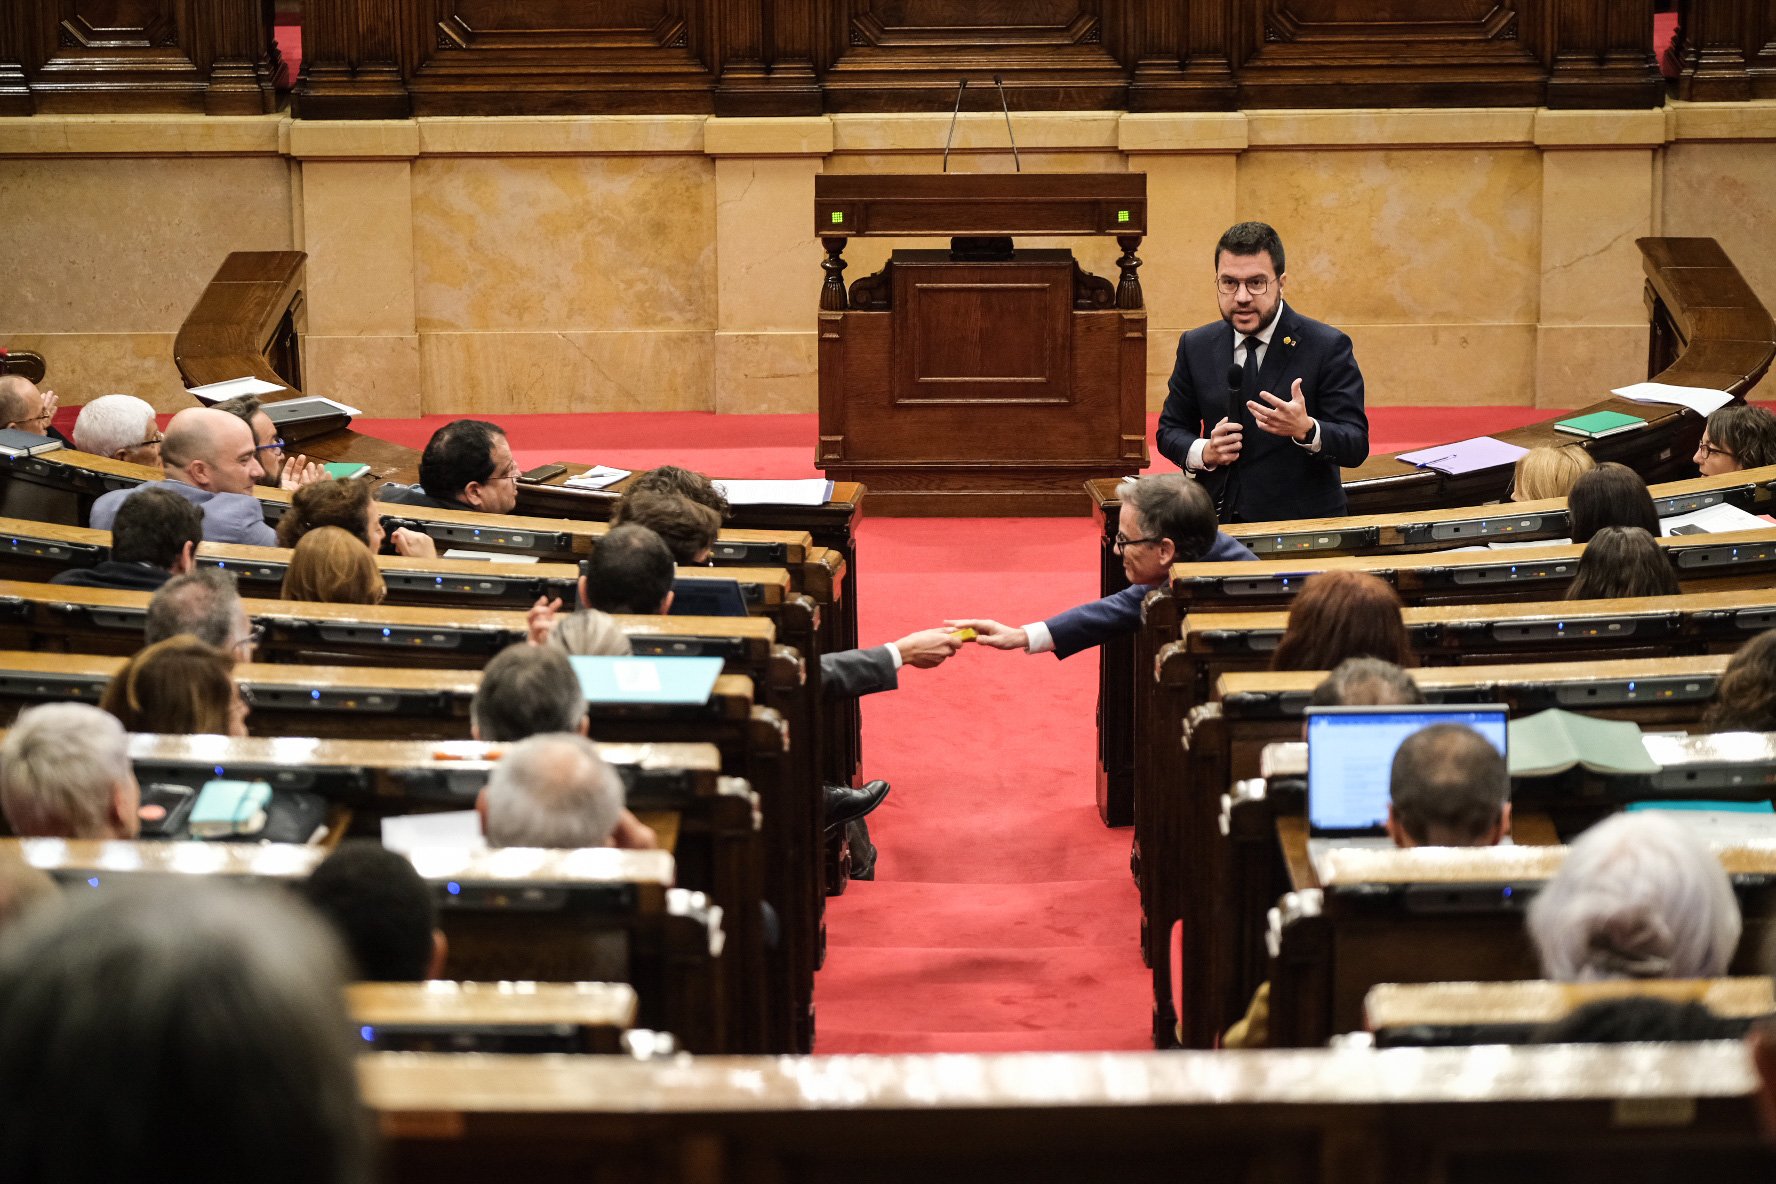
[[1186, 301, 1321, 472]]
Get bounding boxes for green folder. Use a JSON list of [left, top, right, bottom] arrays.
[[1552, 410, 1646, 439], [322, 462, 371, 480], [1507, 709, 1658, 777]]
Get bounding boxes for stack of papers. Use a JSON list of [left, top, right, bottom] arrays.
[[711, 478, 835, 507], [188, 375, 287, 402], [381, 810, 486, 855], [564, 465, 631, 491], [1611, 382, 1736, 417], [1659, 503, 1775, 536], [1397, 436, 1528, 476]]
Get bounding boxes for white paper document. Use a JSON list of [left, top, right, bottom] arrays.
[[712, 478, 834, 507], [563, 465, 632, 491], [188, 376, 288, 403], [381, 810, 487, 855], [1610, 382, 1736, 417], [1487, 537, 1571, 550], [1659, 502, 1774, 536], [441, 549, 541, 564]]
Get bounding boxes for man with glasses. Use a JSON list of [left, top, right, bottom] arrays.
[[71, 393, 164, 467], [144, 569, 260, 663], [947, 474, 1253, 659], [212, 395, 327, 490], [1157, 221, 1369, 523], [89, 407, 277, 546], [0, 374, 63, 443], [378, 419, 520, 515]]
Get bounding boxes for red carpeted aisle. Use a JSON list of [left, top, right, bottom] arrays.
[[353, 406, 1559, 1053]]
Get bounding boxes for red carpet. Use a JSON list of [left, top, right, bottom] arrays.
[[321, 406, 1565, 1051]]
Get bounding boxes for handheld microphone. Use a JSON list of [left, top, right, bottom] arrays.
[[993, 74, 1021, 172], [1215, 362, 1246, 519], [942, 79, 968, 172]]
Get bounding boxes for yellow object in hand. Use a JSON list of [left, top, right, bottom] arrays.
[[951, 628, 977, 642]]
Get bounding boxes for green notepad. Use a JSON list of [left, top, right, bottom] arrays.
[[1553, 410, 1646, 439], [189, 778, 272, 838], [1507, 709, 1658, 778], [323, 462, 371, 480]]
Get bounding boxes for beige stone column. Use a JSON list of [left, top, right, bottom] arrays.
[[705, 117, 834, 414], [289, 121, 422, 417], [1533, 110, 1664, 409], [1118, 114, 1246, 411]]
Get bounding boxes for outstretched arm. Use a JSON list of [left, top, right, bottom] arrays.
[[943, 619, 1029, 652]]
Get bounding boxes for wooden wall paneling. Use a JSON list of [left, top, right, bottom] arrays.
[[197, 0, 280, 113], [1673, 0, 1752, 101], [27, 0, 213, 112], [1544, 0, 1662, 108], [293, 0, 413, 118], [0, 0, 35, 114], [817, 0, 1132, 113], [1234, 0, 1553, 109], [715, 0, 823, 117], [1747, 0, 1776, 96], [399, 0, 719, 116]]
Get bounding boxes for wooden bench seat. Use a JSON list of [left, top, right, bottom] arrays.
[[347, 981, 641, 1056], [1364, 977, 1774, 1048], [3, 836, 730, 1052]]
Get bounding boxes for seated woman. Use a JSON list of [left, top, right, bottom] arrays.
[[282, 527, 386, 606], [1701, 629, 1776, 732], [1510, 444, 1594, 503], [275, 475, 435, 558], [1527, 812, 1741, 982], [1269, 570, 1413, 672], [1564, 526, 1679, 600], [100, 635, 248, 736], [1567, 462, 1660, 544], [1696, 402, 1776, 477]]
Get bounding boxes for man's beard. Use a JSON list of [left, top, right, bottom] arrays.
[[1223, 301, 1282, 333]]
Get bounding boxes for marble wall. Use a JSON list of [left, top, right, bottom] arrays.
[[5, 104, 1776, 416]]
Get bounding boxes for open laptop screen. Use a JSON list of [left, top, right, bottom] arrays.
[[1305, 705, 1508, 837]]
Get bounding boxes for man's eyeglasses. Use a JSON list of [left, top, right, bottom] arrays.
[[253, 437, 287, 453], [132, 433, 165, 450], [485, 470, 519, 484], [1698, 440, 1736, 462], [1217, 276, 1271, 296], [1113, 532, 1163, 553], [232, 625, 265, 655]]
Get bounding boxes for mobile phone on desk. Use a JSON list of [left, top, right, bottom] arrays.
[[520, 463, 568, 485]]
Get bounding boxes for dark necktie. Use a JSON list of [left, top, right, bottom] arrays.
[[1241, 335, 1262, 398]]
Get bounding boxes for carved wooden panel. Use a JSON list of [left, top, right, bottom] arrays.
[[11, 0, 276, 112], [818, 0, 1132, 111], [1674, 0, 1776, 100]]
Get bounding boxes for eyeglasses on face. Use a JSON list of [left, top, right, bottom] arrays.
[[1113, 532, 1163, 553], [484, 470, 520, 484], [233, 625, 265, 654], [253, 437, 287, 453], [1697, 440, 1736, 461], [1217, 275, 1271, 296]]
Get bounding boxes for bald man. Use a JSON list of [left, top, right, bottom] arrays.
[[88, 407, 276, 546], [0, 375, 57, 439]]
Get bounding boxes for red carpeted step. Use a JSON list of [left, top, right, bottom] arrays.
[[823, 880, 1137, 950]]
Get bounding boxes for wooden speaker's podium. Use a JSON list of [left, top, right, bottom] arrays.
[[813, 174, 1148, 516]]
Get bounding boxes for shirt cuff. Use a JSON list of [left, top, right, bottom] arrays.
[[1023, 621, 1055, 654], [1294, 419, 1322, 454], [1187, 437, 1214, 472], [885, 642, 903, 671]]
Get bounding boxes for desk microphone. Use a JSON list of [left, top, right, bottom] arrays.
[[992, 74, 1021, 172], [942, 79, 968, 172]]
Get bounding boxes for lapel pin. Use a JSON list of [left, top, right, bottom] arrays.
[[1283, 336, 1296, 347]]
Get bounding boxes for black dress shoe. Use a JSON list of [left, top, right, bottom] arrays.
[[824, 779, 890, 830]]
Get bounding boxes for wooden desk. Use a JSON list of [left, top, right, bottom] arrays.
[[347, 981, 638, 1055], [364, 1044, 1773, 1184], [1365, 977, 1774, 1048]]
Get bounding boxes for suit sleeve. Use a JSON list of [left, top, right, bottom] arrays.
[[1042, 583, 1150, 661], [820, 646, 899, 699], [1308, 331, 1369, 469], [1156, 334, 1204, 470], [225, 503, 278, 548]]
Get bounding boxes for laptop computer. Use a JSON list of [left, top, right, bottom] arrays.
[[1304, 705, 1509, 857], [668, 577, 749, 619]]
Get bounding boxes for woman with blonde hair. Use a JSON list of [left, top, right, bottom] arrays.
[[282, 527, 386, 606], [100, 635, 248, 736], [1510, 444, 1594, 503]]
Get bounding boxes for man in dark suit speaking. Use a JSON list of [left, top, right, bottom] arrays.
[[1158, 222, 1369, 523]]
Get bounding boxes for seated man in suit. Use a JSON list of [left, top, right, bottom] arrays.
[[470, 643, 656, 849], [477, 732, 629, 850], [70, 393, 162, 467], [88, 407, 276, 546], [52, 486, 201, 592], [377, 419, 518, 515], [0, 374, 62, 443], [0, 703, 141, 840], [1157, 221, 1369, 523], [211, 394, 326, 490], [950, 473, 1256, 659], [145, 569, 260, 660], [302, 840, 447, 982]]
